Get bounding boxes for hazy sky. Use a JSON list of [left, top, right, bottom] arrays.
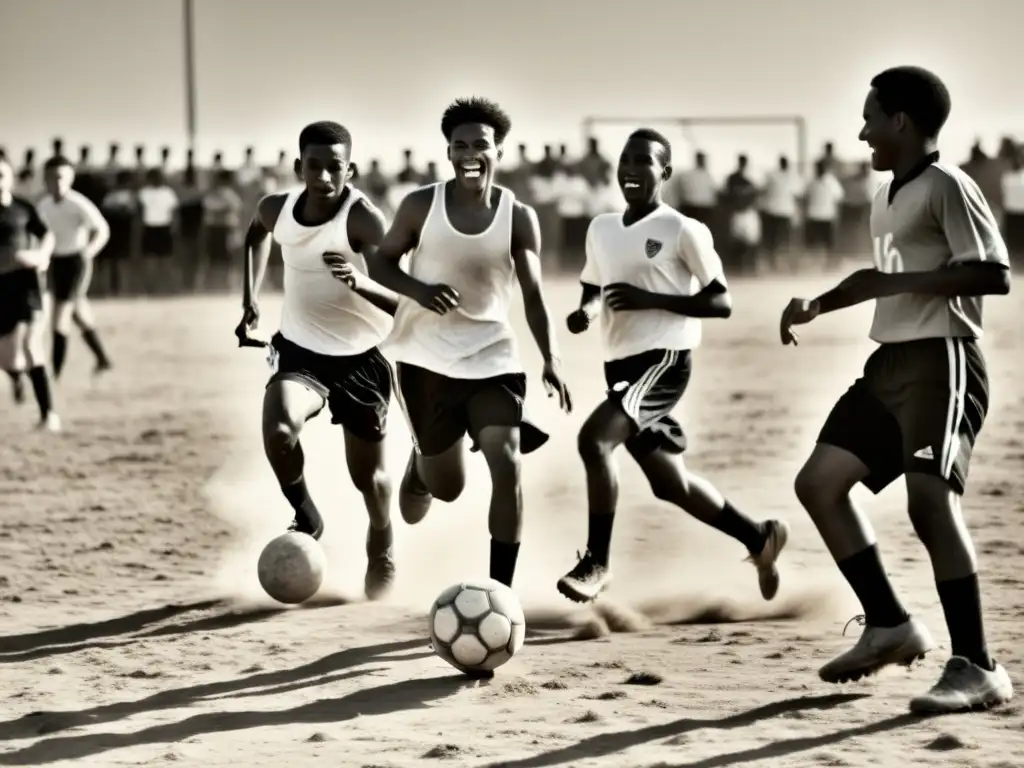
[[2, 0, 1023, 176]]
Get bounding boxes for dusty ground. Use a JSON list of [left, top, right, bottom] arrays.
[[0, 274, 1022, 768]]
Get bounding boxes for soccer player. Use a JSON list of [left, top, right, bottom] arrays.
[[37, 156, 113, 379], [369, 97, 572, 590], [780, 67, 1013, 712], [0, 157, 59, 430], [554, 129, 790, 604], [237, 121, 399, 601]]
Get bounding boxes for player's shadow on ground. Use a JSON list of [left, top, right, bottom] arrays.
[[0, 600, 338, 664], [0, 637, 434, 750], [650, 712, 925, 767], [485, 693, 894, 768], [0, 601, 222, 654], [0, 670, 467, 766]]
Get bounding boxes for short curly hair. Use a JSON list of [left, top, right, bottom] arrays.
[[440, 97, 512, 145], [870, 66, 951, 140]]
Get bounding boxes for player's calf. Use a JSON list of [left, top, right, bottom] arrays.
[[399, 442, 466, 524], [345, 431, 395, 601], [477, 426, 523, 588], [262, 386, 326, 540]]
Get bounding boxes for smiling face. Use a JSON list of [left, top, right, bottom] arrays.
[[617, 137, 670, 206], [859, 87, 902, 172], [448, 123, 502, 192]]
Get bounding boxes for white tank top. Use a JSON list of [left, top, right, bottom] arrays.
[[274, 186, 393, 356], [386, 182, 521, 379]]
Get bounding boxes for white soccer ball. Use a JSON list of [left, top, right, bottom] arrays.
[[429, 579, 526, 675], [257, 532, 326, 604]]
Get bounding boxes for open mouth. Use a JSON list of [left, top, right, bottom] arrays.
[[460, 160, 483, 179], [622, 179, 642, 192]]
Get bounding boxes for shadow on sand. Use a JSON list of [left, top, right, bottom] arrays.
[[0, 637, 448, 765]]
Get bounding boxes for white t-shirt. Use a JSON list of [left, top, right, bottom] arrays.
[[37, 190, 109, 256], [580, 205, 725, 361], [667, 168, 718, 208], [1000, 169, 1024, 214], [805, 174, 844, 222], [760, 169, 803, 219], [137, 185, 178, 227]]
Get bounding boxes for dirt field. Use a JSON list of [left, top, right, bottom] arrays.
[[1, 275, 1022, 768]]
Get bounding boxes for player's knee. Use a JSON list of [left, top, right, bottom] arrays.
[[905, 474, 959, 547], [794, 461, 849, 513], [263, 421, 301, 458], [353, 466, 390, 499], [577, 426, 613, 465]]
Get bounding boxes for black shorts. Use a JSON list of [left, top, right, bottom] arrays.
[[49, 253, 87, 302], [818, 337, 988, 495], [395, 363, 548, 457], [142, 226, 174, 257], [267, 333, 393, 443], [605, 348, 692, 457], [0, 268, 45, 336], [804, 219, 835, 250]]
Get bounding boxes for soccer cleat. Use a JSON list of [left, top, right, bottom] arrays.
[[909, 656, 1013, 714], [745, 519, 790, 600], [398, 448, 432, 524], [556, 550, 612, 603], [819, 615, 935, 683], [364, 527, 396, 601], [94, 360, 113, 376], [287, 507, 324, 541]]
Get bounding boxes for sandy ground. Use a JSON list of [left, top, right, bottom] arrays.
[[0, 274, 1022, 768]]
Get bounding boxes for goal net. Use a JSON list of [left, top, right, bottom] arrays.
[[579, 115, 809, 184]]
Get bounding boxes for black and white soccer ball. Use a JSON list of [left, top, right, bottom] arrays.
[[428, 578, 526, 675]]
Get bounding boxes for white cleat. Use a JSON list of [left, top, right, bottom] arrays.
[[819, 616, 935, 683], [910, 656, 1014, 714], [39, 412, 62, 433]]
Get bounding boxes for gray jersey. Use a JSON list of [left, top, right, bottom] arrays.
[[869, 159, 1008, 343]]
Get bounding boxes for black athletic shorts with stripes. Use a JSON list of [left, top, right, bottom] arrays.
[[604, 348, 692, 457], [818, 337, 988, 495]]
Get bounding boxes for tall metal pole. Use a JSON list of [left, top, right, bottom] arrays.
[[183, 0, 197, 153]]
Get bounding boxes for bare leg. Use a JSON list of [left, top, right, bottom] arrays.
[[262, 380, 326, 538], [905, 472, 1011, 713], [476, 425, 522, 588], [795, 443, 932, 682], [344, 429, 395, 600], [398, 439, 465, 524]]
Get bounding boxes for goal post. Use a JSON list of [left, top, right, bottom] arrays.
[[580, 114, 809, 180]]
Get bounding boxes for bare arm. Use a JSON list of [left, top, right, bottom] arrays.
[[341, 200, 400, 316], [78, 195, 111, 259], [511, 202, 558, 363], [365, 187, 432, 302], [578, 282, 602, 319], [242, 193, 285, 310], [647, 279, 732, 317]]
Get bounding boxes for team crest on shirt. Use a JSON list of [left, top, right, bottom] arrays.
[[644, 238, 663, 258]]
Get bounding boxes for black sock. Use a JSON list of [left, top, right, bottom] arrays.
[[937, 574, 993, 670], [81, 328, 111, 367], [836, 545, 909, 628], [489, 539, 520, 588], [53, 333, 68, 377], [27, 366, 53, 420], [712, 501, 768, 554], [281, 476, 323, 537], [7, 369, 22, 387], [586, 513, 615, 567]]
